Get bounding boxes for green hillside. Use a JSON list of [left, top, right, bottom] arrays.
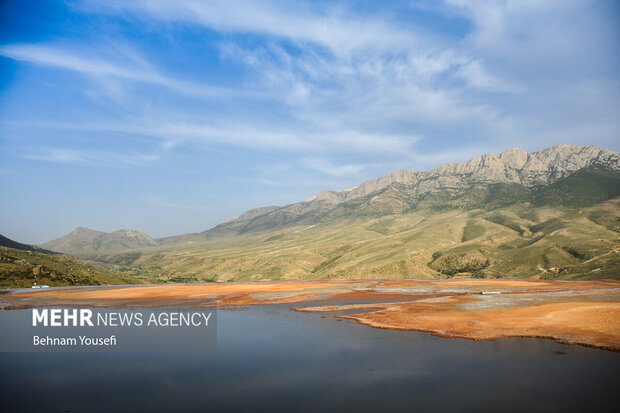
[[532, 166, 620, 207], [94, 198, 619, 283], [38, 164, 620, 284], [0, 246, 139, 288]]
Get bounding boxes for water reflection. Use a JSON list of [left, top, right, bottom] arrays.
[[1, 303, 618, 412]]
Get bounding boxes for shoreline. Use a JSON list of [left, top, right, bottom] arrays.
[[2, 279, 619, 351]]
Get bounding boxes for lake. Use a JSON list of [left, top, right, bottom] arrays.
[[1, 300, 619, 412]]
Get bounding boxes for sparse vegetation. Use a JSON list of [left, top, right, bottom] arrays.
[[461, 219, 486, 242], [0, 246, 137, 288], [77, 198, 619, 282], [32, 163, 620, 284]]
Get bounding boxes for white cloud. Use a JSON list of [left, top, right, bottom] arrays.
[[0, 44, 151, 79], [76, 0, 421, 56], [22, 148, 160, 166], [0, 44, 250, 99], [301, 158, 365, 177], [7, 0, 619, 173], [456, 59, 522, 93], [24, 119, 417, 157]]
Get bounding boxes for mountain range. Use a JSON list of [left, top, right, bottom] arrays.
[[24, 144, 620, 284], [193, 144, 619, 239]]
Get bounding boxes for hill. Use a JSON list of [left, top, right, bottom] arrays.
[[96, 197, 620, 283], [0, 246, 138, 288], [0, 234, 58, 255], [42, 227, 159, 258]]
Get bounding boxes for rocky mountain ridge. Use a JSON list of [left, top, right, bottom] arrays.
[[307, 145, 619, 205], [204, 145, 619, 236]]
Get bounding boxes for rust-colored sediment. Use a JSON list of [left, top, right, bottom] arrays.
[[3, 279, 620, 350], [335, 298, 620, 351]]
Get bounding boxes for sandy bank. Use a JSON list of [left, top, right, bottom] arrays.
[[3, 279, 619, 350]]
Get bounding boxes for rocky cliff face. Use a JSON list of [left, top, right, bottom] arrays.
[[307, 145, 619, 205], [210, 145, 619, 233]]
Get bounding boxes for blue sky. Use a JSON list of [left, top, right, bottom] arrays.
[[1, 0, 619, 244]]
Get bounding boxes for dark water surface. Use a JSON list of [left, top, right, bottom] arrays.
[[1, 302, 619, 412]]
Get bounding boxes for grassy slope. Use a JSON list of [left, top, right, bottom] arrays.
[[0, 246, 138, 288], [98, 198, 619, 282], [532, 166, 620, 207], [43, 166, 620, 283]]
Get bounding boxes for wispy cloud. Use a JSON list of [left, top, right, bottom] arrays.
[[16, 118, 417, 156], [64, 0, 528, 156], [22, 148, 160, 166], [4, 0, 619, 170], [301, 158, 365, 177], [0, 43, 254, 99], [76, 0, 421, 56]]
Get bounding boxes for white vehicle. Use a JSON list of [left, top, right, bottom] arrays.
[[32, 277, 50, 289]]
